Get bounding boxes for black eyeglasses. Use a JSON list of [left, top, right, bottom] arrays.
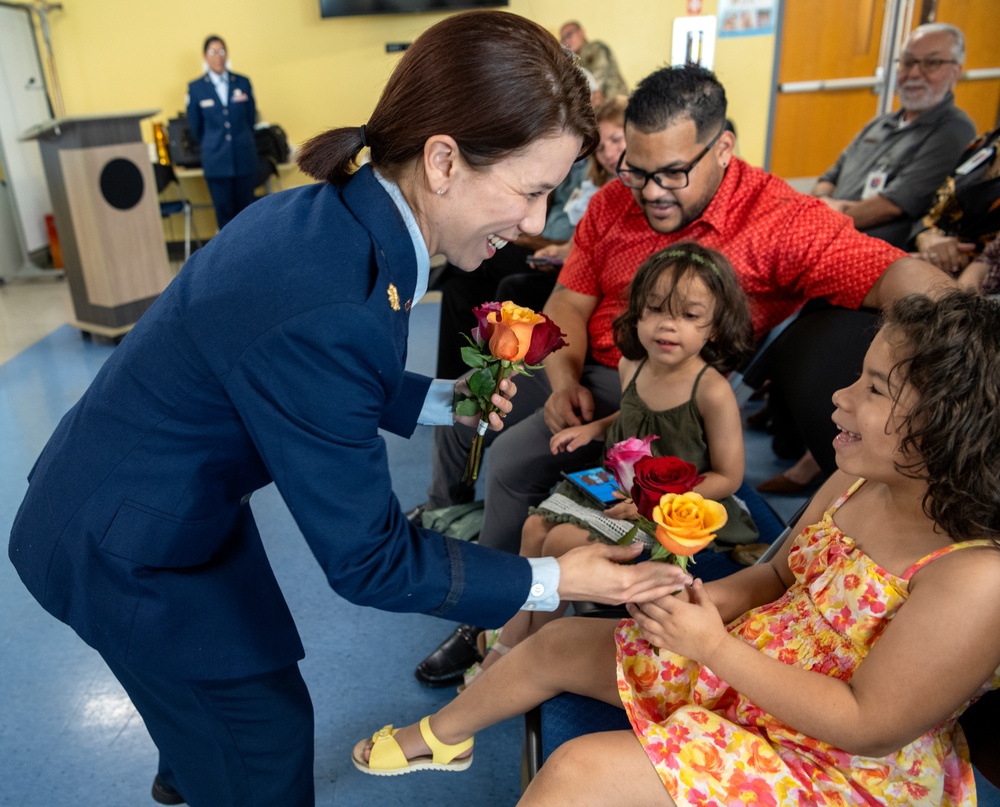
[[616, 127, 724, 191], [895, 56, 958, 73]]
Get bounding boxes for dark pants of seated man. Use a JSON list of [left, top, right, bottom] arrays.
[[430, 307, 879, 555], [103, 654, 314, 807]]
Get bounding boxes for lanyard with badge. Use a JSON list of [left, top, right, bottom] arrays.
[[861, 164, 891, 200]]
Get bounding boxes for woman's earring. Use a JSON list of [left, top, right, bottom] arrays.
[[436, 188, 445, 195]]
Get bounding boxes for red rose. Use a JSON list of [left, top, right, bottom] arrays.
[[630, 455, 705, 520], [522, 312, 568, 366]]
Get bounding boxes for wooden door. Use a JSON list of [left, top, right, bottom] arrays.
[[934, 0, 1000, 133], [769, 0, 1000, 181], [769, 0, 888, 179]]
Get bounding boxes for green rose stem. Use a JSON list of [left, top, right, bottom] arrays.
[[462, 360, 509, 484], [616, 519, 691, 656], [616, 519, 692, 573]]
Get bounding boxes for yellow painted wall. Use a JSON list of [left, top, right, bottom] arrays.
[[42, 0, 774, 167], [36, 0, 774, 239]]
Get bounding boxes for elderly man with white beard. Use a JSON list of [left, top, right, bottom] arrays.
[[812, 22, 974, 249]]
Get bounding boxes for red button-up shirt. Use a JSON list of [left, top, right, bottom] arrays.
[[560, 158, 906, 368]]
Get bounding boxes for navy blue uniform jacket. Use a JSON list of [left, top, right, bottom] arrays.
[[186, 71, 258, 178], [8, 166, 531, 680]]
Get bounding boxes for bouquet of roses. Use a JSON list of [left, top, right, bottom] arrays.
[[605, 437, 727, 571], [455, 301, 567, 483]]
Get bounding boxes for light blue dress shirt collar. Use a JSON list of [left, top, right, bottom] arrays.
[[373, 169, 430, 305], [207, 70, 229, 106]]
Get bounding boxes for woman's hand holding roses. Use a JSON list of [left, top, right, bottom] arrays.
[[454, 375, 517, 432]]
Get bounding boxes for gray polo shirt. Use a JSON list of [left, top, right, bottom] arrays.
[[819, 91, 975, 247]]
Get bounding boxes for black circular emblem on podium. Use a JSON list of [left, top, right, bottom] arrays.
[[99, 158, 145, 210]]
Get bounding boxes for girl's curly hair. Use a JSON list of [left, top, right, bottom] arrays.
[[613, 242, 754, 374], [883, 290, 1000, 542]]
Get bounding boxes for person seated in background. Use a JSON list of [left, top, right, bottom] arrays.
[[559, 20, 628, 102], [353, 291, 1000, 807], [812, 23, 974, 248], [413, 64, 950, 689], [911, 124, 1000, 278]]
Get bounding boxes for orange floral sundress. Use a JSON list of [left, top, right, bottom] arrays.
[[616, 478, 1000, 806]]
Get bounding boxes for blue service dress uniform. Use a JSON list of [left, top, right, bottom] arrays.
[[186, 70, 259, 229], [8, 165, 532, 805]]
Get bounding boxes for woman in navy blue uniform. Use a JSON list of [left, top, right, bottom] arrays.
[[8, 11, 691, 807], [186, 35, 259, 229]]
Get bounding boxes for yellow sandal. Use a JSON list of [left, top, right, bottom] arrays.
[[351, 716, 473, 776]]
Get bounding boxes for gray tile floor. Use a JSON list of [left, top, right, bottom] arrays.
[[0, 290, 805, 806]]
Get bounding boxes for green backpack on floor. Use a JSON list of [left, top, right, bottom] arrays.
[[420, 501, 484, 542]]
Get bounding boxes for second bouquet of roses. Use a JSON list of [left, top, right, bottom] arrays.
[[455, 301, 567, 483], [605, 438, 726, 571]]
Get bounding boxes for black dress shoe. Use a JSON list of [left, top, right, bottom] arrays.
[[414, 624, 483, 687], [151, 774, 185, 805]]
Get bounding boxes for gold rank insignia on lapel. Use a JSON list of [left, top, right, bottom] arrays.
[[387, 283, 401, 311]]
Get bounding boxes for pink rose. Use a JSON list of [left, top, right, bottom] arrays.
[[605, 435, 657, 494], [471, 301, 503, 345], [522, 313, 568, 366]]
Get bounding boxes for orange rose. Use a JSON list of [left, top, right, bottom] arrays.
[[652, 492, 727, 556], [486, 302, 546, 362]]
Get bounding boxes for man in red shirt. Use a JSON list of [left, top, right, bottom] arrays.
[[415, 65, 949, 687]]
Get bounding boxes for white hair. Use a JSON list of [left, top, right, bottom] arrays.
[[911, 22, 965, 63]]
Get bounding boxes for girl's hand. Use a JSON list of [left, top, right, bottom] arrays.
[[549, 423, 599, 453], [625, 579, 728, 663], [604, 497, 638, 520]]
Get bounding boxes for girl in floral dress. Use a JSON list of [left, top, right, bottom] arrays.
[[353, 291, 1000, 807]]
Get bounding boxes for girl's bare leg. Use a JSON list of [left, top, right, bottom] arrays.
[[360, 617, 621, 762], [519, 730, 673, 807], [479, 520, 592, 673], [519, 514, 554, 557]]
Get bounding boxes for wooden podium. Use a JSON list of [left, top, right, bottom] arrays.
[[20, 110, 173, 337]]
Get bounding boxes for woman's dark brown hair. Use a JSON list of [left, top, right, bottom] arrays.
[[202, 35, 225, 54], [613, 242, 754, 374], [297, 10, 598, 185], [881, 290, 1000, 542]]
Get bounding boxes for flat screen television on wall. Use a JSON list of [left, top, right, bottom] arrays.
[[320, 0, 507, 18]]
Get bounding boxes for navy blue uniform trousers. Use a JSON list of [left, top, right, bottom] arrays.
[[103, 656, 314, 806]]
